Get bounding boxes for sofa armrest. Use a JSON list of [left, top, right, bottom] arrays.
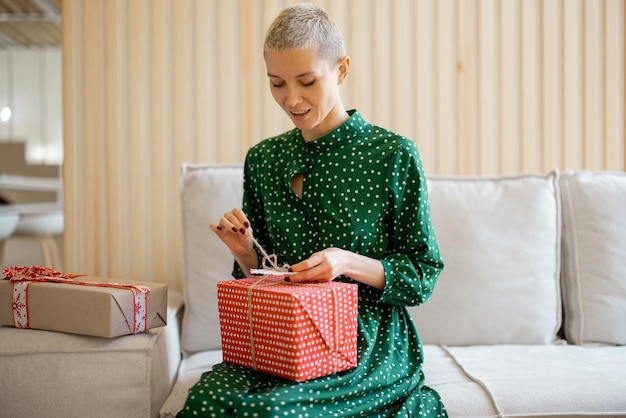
[[0, 288, 186, 418], [164, 289, 185, 380]]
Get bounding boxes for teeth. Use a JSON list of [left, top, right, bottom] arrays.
[[292, 110, 308, 115]]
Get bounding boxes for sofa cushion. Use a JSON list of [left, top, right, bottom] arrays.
[[440, 344, 626, 416], [180, 165, 562, 349], [180, 164, 244, 354], [410, 172, 562, 345], [559, 170, 626, 345], [422, 345, 499, 417]]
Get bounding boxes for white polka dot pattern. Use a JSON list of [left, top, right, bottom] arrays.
[[217, 276, 358, 382], [179, 110, 447, 417]]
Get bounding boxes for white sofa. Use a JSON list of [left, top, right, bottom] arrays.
[[162, 164, 626, 418], [2, 163, 626, 417]]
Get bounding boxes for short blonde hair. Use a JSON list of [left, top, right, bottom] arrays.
[[264, 3, 345, 65]]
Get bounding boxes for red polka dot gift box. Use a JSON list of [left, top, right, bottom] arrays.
[[217, 276, 358, 382]]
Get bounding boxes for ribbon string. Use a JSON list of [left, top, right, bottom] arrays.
[[249, 235, 290, 273]]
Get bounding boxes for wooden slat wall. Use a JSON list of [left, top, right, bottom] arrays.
[[62, 0, 625, 290]]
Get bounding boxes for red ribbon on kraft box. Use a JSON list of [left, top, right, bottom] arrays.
[[3, 265, 151, 334]]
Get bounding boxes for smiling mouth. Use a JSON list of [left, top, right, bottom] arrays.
[[291, 109, 310, 116]]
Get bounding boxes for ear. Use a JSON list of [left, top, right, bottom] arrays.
[[337, 56, 351, 85]]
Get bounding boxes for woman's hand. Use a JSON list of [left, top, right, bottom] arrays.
[[209, 208, 258, 274], [288, 247, 386, 290]]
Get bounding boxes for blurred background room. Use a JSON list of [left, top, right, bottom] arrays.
[[0, 0, 624, 293], [0, 0, 62, 272]]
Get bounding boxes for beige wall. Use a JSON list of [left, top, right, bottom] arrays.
[[63, 0, 625, 290]]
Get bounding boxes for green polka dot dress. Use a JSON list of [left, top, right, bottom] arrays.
[[179, 110, 446, 417]]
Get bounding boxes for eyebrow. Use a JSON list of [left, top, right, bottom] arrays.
[[267, 71, 317, 78]]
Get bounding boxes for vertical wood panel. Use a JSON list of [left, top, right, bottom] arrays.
[[563, 0, 584, 168], [193, 0, 208, 161], [584, 0, 604, 169], [167, 0, 191, 284], [500, 0, 521, 173], [104, 0, 127, 276], [478, 0, 499, 175], [390, 0, 414, 139], [371, 0, 392, 128], [414, 0, 436, 169], [241, 0, 263, 152], [62, 0, 81, 271], [62, 0, 626, 290], [457, 0, 478, 174], [128, 0, 150, 279], [605, 0, 625, 170], [216, 1, 241, 162], [345, 0, 372, 122], [151, 0, 173, 282], [138, 0, 165, 282], [521, 0, 541, 173], [202, 0, 220, 162], [541, 0, 563, 172], [81, 0, 101, 273], [436, 0, 457, 173]]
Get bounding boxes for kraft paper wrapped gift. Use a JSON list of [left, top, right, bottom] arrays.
[[0, 266, 168, 338], [217, 276, 358, 381]]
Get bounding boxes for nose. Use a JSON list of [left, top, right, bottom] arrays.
[[285, 86, 301, 108]]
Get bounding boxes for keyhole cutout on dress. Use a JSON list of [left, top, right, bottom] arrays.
[[291, 173, 304, 198]]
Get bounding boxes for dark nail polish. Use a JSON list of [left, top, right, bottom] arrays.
[[244, 221, 250, 228], [284, 277, 291, 282], [288, 267, 293, 272], [216, 225, 223, 230], [232, 227, 238, 233], [239, 228, 246, 235]]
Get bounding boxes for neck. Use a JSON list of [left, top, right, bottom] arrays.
[[302, 108, 350, 142]]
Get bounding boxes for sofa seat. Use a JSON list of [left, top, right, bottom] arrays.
[[425, 344, 626, 417], [160, 350, 224, 417], [0, 291, 184, 418], [161, 345, 499, 418], [161, 344, 626, 418]]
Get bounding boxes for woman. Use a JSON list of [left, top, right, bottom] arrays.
[[180, 4, 446, 417]]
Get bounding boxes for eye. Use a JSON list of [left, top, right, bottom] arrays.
[[271, 81, 285, 88], [301, 80, 316, 87]]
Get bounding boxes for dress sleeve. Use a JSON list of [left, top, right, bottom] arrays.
[[379, 141, 444, 307]]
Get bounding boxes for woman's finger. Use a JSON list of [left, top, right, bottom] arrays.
[[232, 208, 251, 228], [222, 210, 248, 234]]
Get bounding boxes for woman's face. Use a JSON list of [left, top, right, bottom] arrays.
[[264, 47, 349, 142]]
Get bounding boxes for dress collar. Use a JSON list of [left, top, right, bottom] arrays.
[[298, 110, 368, 154]]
